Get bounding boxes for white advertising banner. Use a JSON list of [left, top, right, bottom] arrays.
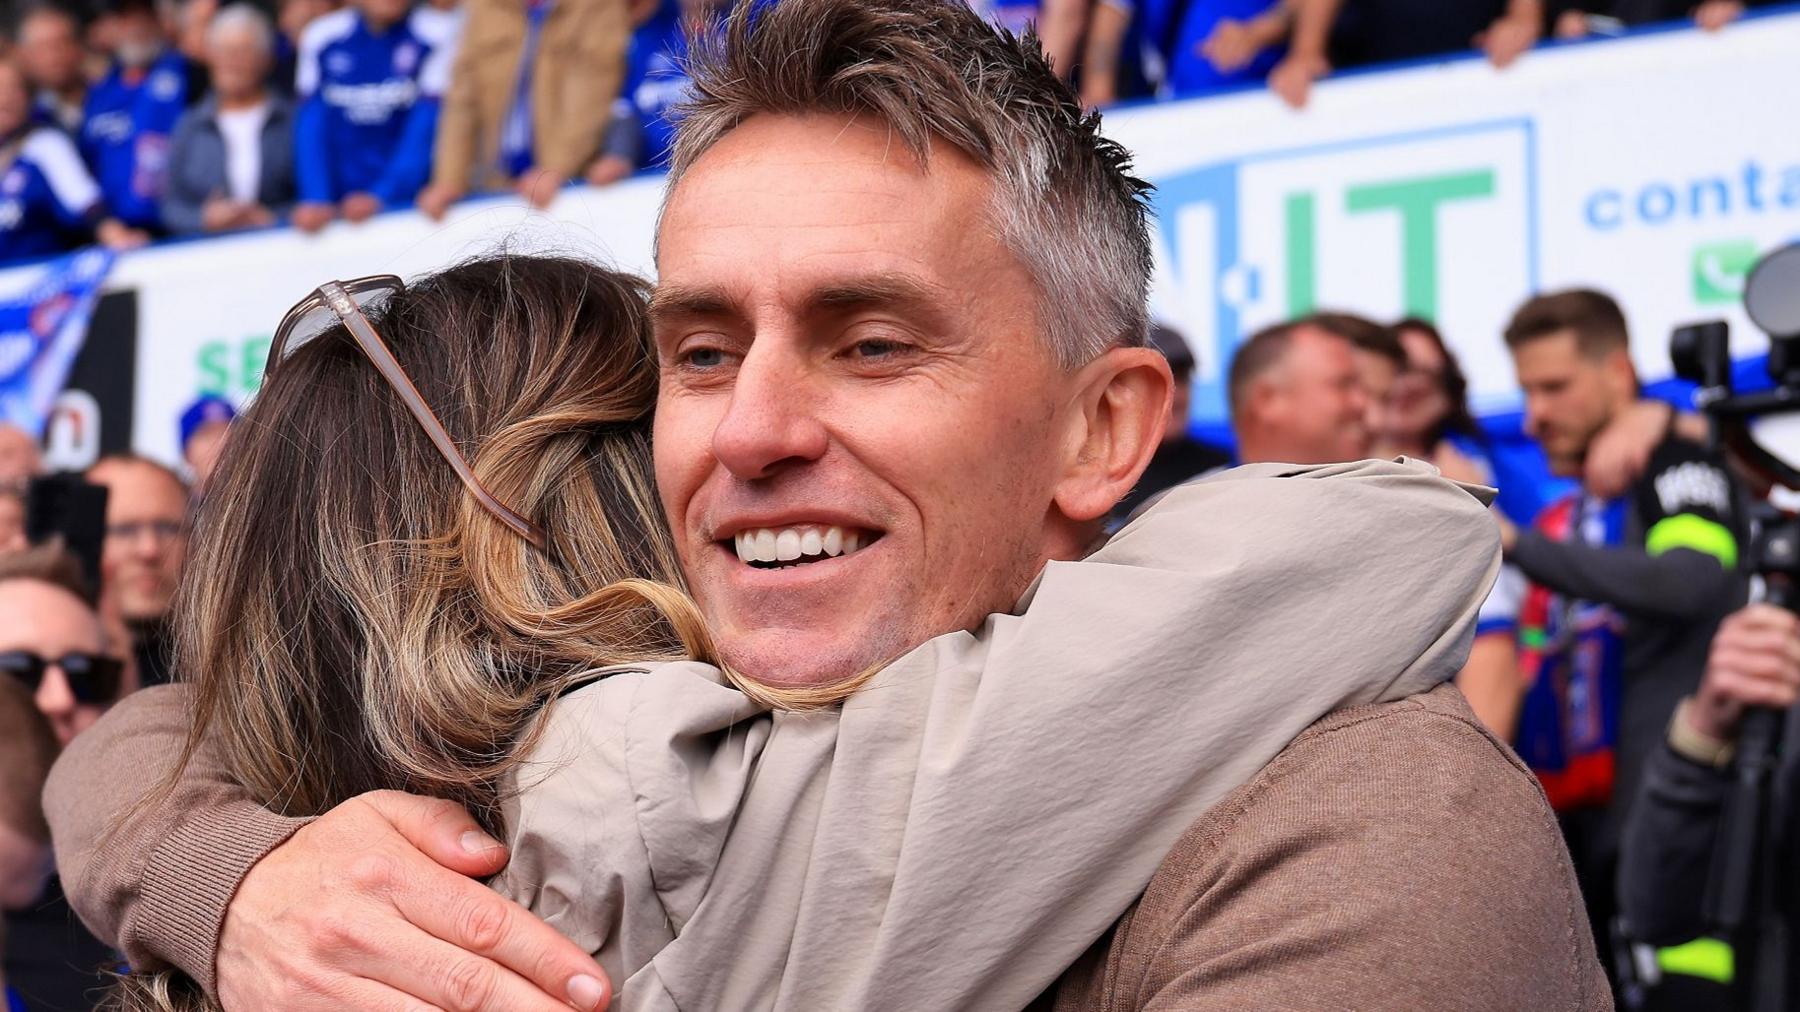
[[10, 7, 1799, 463]]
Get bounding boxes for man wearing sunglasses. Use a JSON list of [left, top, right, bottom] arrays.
[[0, 545, 128, 1012], [0, 546, 128, 746]]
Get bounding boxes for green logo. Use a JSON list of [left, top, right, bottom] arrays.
[[1283, 169, 1497, 320], [1692, 239, 1759, 305], [197, 335, 273, 399]]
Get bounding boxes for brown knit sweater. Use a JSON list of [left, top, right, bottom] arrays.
[[1042, 683, 1613, 1011]]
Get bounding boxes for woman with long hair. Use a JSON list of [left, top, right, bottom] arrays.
[[81, 253, 1495, 1011], [1385, 317, 1496, 489]]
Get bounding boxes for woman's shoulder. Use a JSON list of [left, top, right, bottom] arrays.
[[538, 660, 763, 745]]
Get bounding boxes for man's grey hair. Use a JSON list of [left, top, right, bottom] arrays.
[[666, 0, 1155, 369], [207, 3, 274, 53]]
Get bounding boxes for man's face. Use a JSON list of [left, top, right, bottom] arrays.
[[18, 12, 84, 92], [206, 25, 269, 103], [0, 426, 40, 486], [0, 65, 28, 142], [356, 0, 411, 30], [0, 580, 111, 745], [184, 422, 229, 494], [1352, 349, 1398, 447], [1512, 329, 1625, 476], [1250, 327, 1370, 464], [112, 8, 167, 67], [1388, 326, 1452, 448], [653, 113, 1087, 688], [89, 460, 189, 622]]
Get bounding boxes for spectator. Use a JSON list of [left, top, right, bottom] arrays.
[[0, 486, 23, 553], [0, 677, 56, 912], [1498, 288, 1746, 996], [290, 0, 446, 232], [79, 0, 198, 234], [0, 677, 59, 1012], [1123, 0, 1292, 102], [1270, 0, 1544, 108], [415, 0, 629, 219], [0, 425, 41, 488], [272, 0, 337, 93], [1551, 0, 1772, 37], [173, 0, 218, 66], [0, 58, 146, 264], [1227, 312, 1371, 464], [586, 0, 700, 184], [85, 454, 188, 688], [1326, 311, 1404, 456], [1112, 323, 1232, 520], [16, 4, 89, 135], [177, 393, 233, 492], [0, 545, 126, 1012], [1384, 318, 1492, 483], [161, 4, 296, 235]]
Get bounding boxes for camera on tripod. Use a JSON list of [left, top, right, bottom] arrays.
[[1666, 241, 1800, 1012]]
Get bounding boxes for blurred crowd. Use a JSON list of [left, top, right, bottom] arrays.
[[0, 0, 1782, 266]]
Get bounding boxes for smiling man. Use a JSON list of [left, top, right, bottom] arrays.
[[46, 2, 1603, 1010]]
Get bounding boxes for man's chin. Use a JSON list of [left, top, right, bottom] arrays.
[[717, 625, 907, 692]]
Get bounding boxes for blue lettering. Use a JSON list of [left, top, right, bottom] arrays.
[[1584, 189, 1622, 230], [1689, 177, 1730, 218], [1782, 167, 1800, 209], [1743, 161, 1766, 212], [1638, 184, 1676, 224]]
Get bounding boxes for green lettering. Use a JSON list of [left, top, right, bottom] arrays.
[[197, 342, 231, 395], [1284, 192, 1316, 317], [1345, 170, 1496, 320]]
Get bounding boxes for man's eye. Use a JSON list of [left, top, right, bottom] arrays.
[[850, 339, 906, 359], [683, 346, 727, 368]]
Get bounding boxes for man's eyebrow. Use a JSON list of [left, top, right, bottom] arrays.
[[805, 273, 943, 315], [648, 284, 741, 321]]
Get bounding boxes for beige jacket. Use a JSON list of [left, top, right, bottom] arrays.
[[46, 459, 1499, 1005], [430, 0, 628, 192], [492, 458, 1500, 1009]]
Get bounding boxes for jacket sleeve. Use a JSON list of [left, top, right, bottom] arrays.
[[44, 685, 311, 994], [371, 97, 440, 206], [1617, 741, 1732, 946], [713, 460, 1509, 1011], [159, 113, 207, 235], [292, 94, 335, 204], [1509, 533, 1739, 622]]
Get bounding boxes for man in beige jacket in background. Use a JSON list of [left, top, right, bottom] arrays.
[[47, 1, 1608, 1009]]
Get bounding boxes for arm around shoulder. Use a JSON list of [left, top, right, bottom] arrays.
[[45, 684, 309, 989]]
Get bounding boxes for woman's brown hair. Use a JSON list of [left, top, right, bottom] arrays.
[[110, 254, 720, 1009]]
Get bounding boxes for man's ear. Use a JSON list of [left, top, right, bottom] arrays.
[[1052, 346, 1173, 523]]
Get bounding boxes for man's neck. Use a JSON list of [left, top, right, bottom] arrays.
[[218, 89, 267, 112]]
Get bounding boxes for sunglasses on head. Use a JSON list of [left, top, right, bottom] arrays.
[[268, 277, 549, 553], [0, 649, 124, 704]]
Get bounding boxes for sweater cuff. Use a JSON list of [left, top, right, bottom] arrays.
[[136, 801, 312, 994]]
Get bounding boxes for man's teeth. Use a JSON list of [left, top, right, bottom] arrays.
[[733, 525, 867, 566]]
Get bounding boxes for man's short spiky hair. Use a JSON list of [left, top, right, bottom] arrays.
[[669, 0, 1155, 368]]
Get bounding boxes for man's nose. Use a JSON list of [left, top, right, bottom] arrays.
[[35, 667, 74, 719], [711, 348, 830, 481]]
